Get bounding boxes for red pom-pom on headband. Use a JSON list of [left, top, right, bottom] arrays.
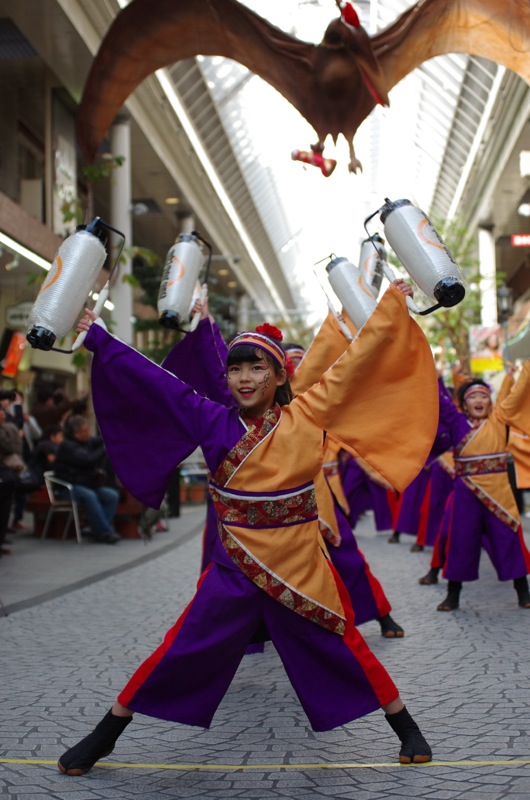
[[285, 355, 296, 379], [255, 323, 283, 342]]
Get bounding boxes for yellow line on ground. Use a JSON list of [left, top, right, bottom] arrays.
[[1, 758, 530, 771]]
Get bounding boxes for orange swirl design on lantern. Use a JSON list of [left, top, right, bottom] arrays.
[[167, 256, 185, 286], [417, 218, 444, 249], [38, 255, 63, 294], [357, 273, 374, 298]]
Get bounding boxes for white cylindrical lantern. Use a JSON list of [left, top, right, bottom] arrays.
[[380, 199, 465, 308], [359, 234, 386, 298], [326, 256, 377, 329], [158, 233, 205, 329], [26, 220, 108, 350]]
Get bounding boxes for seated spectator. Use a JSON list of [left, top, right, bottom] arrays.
[[40, 423, 65, 453], [53, 415, 120, 544], [0, 388, 17, 424], [0, 407, 23, 556], [30, 440, 58, 487], [9, 390, 42, 532]]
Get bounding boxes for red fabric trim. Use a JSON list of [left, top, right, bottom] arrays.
[[441, 496, 456, 578], [517, 525, 530, 573], [431, 493, 452, 569], [358, 547, 391, 617], [390, 489, 404, 530], [329, 562, 398, 706], [416, 475, 433, 547], [118, 565, 213, 708]]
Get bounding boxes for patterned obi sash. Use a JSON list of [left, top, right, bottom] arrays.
[[454, 452, 507, 478], [209, 480, 317, 528]]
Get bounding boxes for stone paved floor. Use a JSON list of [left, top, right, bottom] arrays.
[[1, 508, 530, 799]]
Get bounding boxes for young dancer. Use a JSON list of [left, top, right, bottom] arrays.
[[433, 369, 530, 611], [58, 282, 437, 776]]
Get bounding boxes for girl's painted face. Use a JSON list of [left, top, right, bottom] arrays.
[[227, 350, 286, 418], [463, 389, 492, 421]]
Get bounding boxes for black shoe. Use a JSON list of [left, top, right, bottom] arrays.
[[58, 710, 132, 776], [103, 532, 121, 545], [514, 577, 530, 608], [385, 706, 432, 764], [379, 614, 405, 638], [437, 580, 462, 611], [418, 568, 439, 586]]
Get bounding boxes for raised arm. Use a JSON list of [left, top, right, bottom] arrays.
[[295, 285, 438, 493], [496, 361, 530, 435], [83, 321, 233, 507]]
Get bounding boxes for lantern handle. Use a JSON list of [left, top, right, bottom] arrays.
[[70, 282, 110, 352], [188, 283, 208, 332]]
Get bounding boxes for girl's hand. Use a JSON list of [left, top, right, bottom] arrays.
[[76, 308, 98, 333], [190, 298, 211, 321], [392, 278, 414, 298]]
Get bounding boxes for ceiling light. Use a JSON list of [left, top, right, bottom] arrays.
[[0, 232, 50, 271], [520, 151, 530, 178], [5, 255, 19, 271], [164, 196, 180, 205], [227, 281, 238, 288], [218, 268, 229, 276], [518, 189, 530, 216]]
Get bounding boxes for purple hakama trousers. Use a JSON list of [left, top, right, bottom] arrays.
[[442, 482, 530, 582], [118, 562, 398, 732]]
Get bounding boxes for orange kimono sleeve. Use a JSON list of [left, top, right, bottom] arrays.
[[496, 361, 530, 435], [290, 310, 351, 395], [298, 287, 439, 493]]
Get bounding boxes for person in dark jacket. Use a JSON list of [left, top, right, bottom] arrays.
[[54, 415, 120, 544], [0, 406, 24, 555]]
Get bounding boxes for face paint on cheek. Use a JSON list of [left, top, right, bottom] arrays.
[[261, 371, 272, 394]]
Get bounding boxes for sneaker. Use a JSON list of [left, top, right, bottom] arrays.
[[103, 532, 121, 544]]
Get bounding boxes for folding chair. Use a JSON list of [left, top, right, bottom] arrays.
[[42, 471, 83, 544]]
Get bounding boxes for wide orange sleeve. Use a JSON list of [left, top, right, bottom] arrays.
[[290, 311, 351, 395], [496, 361, 530, 434], [298, 287, 439, 493]]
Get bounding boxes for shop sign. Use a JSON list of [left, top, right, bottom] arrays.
[[511, 234, 530, 247], [6, 300, 34, 329]]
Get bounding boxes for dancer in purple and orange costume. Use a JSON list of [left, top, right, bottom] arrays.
[[165, 309, 404, 639], [338, 449, 396, 533], [430, 366, 530, 612], [387, 466, 432, 548], [388, 375, 455, 553], [413, 453, 454, 553], [288, 319, 405, 638], [57, 283, 438, 776], [320, 434, 404, 637]]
